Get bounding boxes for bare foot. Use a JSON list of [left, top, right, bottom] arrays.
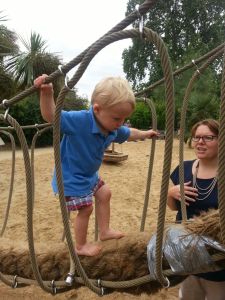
[[100, 229, 125, 241], [75, 243, 101, 256]]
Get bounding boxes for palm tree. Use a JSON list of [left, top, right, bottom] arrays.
[[6, 32, 62, 89], [0, 12, 19, 60], [0, 12, 19, 101]]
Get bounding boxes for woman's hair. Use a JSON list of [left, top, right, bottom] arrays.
[[191, 119, 219, 137], [91, 76, 136, 109]]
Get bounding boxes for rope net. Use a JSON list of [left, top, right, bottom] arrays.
[[0, 0, 225, 296]]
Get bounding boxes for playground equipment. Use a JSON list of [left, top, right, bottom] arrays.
[[0, 0, 225, 296], [103, 143, 128, 163]]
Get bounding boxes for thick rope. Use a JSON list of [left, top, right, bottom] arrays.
[[2, 26, 175, 292], [30, 125, 53, 207], [1, 37, 224, 294], [52, 29, 153, 295], [0, 246, 224, 292], [135, 42, 225, 97], [52, 27, 174, 290], [0, 130, 15, 236], [0, 123, 51, 131], [0, 3, 224, 293], [0, 0, 157, 110], [178, 47, 224, 222], [218, 45, 225, 244], [140, 29, 174, 287], [0, 114, 62, 294], [139, 98, 157, 231]]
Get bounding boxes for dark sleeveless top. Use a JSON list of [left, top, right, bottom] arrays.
[[170, 160, 225, 282], [170, 160, 218, 221]]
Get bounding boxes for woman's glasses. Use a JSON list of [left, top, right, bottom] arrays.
[[192, 135, 218, 142]]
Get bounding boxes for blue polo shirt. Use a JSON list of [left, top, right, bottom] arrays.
[[52, 107, 130, 196]]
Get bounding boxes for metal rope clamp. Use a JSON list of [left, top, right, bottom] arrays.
[[4, 108, 9, 121], [97, 279, 105, 296], [65, 272, 75, 286], [163, 276, 170, 288], [2, 100, 10, 121], [192, 59, 201, 74], [51, 279, 57, 294], [34, 123, 41, 136], [58, 65, 73, 91], [12, 275, 18, 288]]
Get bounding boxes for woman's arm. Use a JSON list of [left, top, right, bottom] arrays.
[[167, 185, 180, 211]]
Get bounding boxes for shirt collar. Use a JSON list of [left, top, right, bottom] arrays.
[[89, 106, 117, 139], [89, 106, 101, 134]]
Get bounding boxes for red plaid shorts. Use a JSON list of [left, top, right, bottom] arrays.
[[65, 178, 105, 211]]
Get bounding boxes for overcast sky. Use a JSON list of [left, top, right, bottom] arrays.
[[2, 0, 132, 99]]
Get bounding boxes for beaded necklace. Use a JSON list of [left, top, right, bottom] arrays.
[[192, 160, 217, 201]]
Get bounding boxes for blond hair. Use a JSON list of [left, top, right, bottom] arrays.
[[91, 77, 136, 109]]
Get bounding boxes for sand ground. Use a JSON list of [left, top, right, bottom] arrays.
[[0, 139, 195, 299]]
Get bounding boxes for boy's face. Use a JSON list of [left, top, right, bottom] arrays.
[[93, 102, 133, 133]]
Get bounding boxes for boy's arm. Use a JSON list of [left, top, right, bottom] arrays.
[[34, 75, 55, 123], [127, 128, 159, 141]]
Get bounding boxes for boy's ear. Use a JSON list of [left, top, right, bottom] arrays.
[[93, 103, 101, 114]]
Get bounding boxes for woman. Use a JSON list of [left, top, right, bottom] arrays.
[[167, 119, 225, 300]]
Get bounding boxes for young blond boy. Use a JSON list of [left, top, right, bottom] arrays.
[[34, 75, 159, 256]]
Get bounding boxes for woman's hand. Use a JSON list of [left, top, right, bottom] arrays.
[[168, 181, 198, 206]]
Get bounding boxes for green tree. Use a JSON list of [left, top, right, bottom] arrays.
[[129, 102, 150, 129], [124, 0, 225, 89], [0, 12, 18, 60], [123, 0, 224, 129], [5, 32, 62, 89], [0, 19, 90, 147], [1, 30, 63, 146], [63, 90, 89, 111], [0, 12, 19, 100]]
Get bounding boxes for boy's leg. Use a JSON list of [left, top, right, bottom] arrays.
[[179, 275, 205, 300], [95, 184, 124, 240], [74, 205, 101, 256]]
